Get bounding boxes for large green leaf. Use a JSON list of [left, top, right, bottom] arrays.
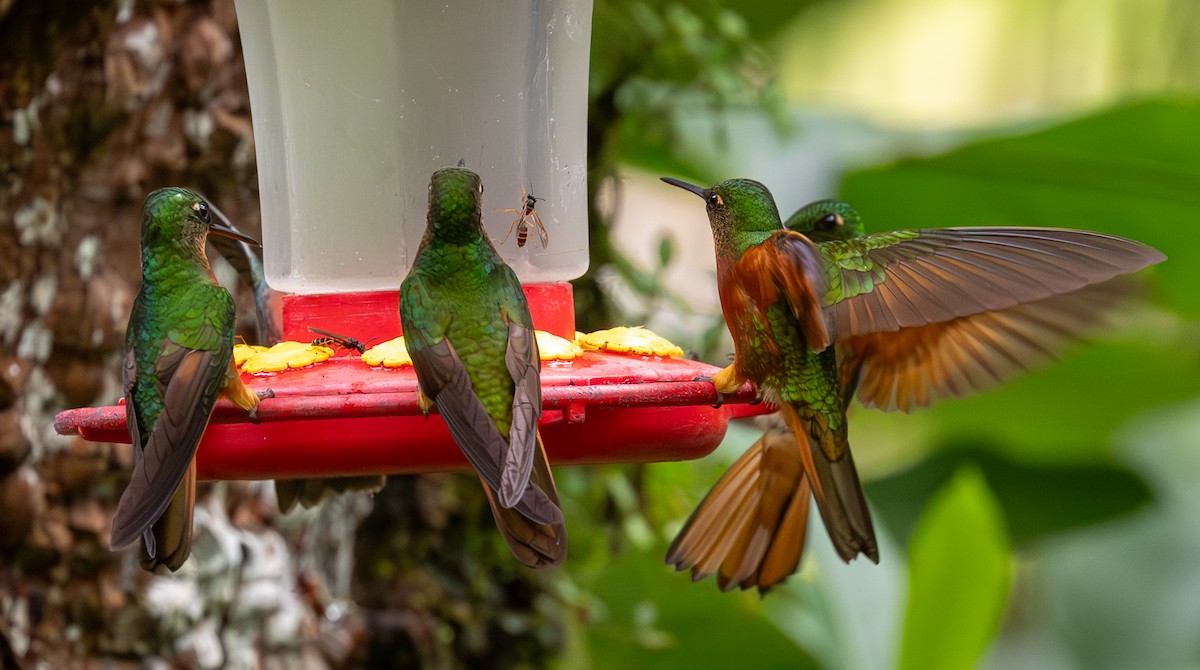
[[898, 467, 1012, 670], [867, 445, 1153, 548]]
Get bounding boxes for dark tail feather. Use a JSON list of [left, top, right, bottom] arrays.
[[139, 460, 196, 572], [779, 404, 878, 563], [484, 433, 566, 568]]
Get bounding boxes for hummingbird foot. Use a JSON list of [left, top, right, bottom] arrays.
[[417, 388, 435, 417], [244, 389, 274, 424], [692, 375, 727, 408]]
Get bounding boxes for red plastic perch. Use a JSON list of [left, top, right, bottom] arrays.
[[54, 284, 770, 480]]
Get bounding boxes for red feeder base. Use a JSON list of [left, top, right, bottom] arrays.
[[54, 284, 770, 480]]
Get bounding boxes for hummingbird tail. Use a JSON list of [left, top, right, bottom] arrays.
[[778, 404, 879, 564], [483, 433, 566, 568], [666, 416, 813, 593], [139, 460, 196, 572]]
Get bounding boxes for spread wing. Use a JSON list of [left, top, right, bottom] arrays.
[[111, 337, 228, 550], [820, 227, 1165, 337], [841, 277, 1139, 412]]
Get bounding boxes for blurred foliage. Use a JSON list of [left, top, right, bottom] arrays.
[[776, 0, 1200, 129], [577, 0, 796, 334], [570, 32, 1200, 666], [898, 467, 1011, 670], [353, 475, 564, 668], [580, 545, 820, 670], [868, 445, 1153, 549]]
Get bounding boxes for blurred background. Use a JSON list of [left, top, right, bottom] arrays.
[[2, 0, 1199, 668]]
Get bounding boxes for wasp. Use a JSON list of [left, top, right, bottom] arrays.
[[308, 327, 374, 354], [496, 187, 548, 249]]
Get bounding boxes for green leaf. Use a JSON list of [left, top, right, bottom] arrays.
[[899, 467, 1012, 670], [657, 234, 676, 268], [867, 446, 1153, 548], [584, 547, 819, 670]]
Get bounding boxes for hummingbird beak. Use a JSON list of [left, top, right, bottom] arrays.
[[208, 222, 260, 246], [206, 203, 261, 247], [660, 177, 707, 199]]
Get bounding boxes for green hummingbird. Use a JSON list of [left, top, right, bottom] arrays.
[[661, 179, 1165, 591], [111, 187, 269, 571], [400, 166, 566, 568]]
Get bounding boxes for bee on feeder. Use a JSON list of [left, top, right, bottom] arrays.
[[307, 327, 373, 354], [497, 188, 548, 249]]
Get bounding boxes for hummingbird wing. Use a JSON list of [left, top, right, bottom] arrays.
[[818, 227, 1164, 337], [842, 276, 1138, 412], [402, 267, 559, 525], [666, 415, 812, 593], [407, 336, 508, 489], [501, 318, 542, 509], [110, 328, 230, 551], [724, 231, 831, 351], [406, 327, 560, 525]]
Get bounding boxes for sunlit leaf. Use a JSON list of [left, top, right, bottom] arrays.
[[898, 467, 1012, 670]]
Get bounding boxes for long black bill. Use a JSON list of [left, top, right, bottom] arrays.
[[206, 201, 261, 247], [660, 177, 707, 199]]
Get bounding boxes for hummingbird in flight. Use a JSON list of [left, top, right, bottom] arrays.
[[661, 179, 1165, 591], [400, 166, 566, 567], [111, 187, 269, 571]]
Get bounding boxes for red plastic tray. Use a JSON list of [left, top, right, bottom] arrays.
[[53, 284, 770, 480]]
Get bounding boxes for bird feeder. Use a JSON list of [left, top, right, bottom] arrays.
[[54, 0, 767, 480]]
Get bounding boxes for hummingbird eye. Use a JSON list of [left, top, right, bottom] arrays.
[[816, 213, 843, 231], [192, 201, 211, 223], [706, 192, 723, 209]]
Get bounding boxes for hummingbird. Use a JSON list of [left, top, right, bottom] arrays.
[[111, 187, 270, 571], [400, 166, 566, 568], [661, 179, 1165, 591]]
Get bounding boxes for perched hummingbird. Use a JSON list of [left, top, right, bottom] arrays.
[[400, 166, 566, 567], [661, 179, 1165, 591], [111, 187, 269, 571]]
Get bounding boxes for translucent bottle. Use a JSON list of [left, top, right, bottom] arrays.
[[235, 0, 592, 294]]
